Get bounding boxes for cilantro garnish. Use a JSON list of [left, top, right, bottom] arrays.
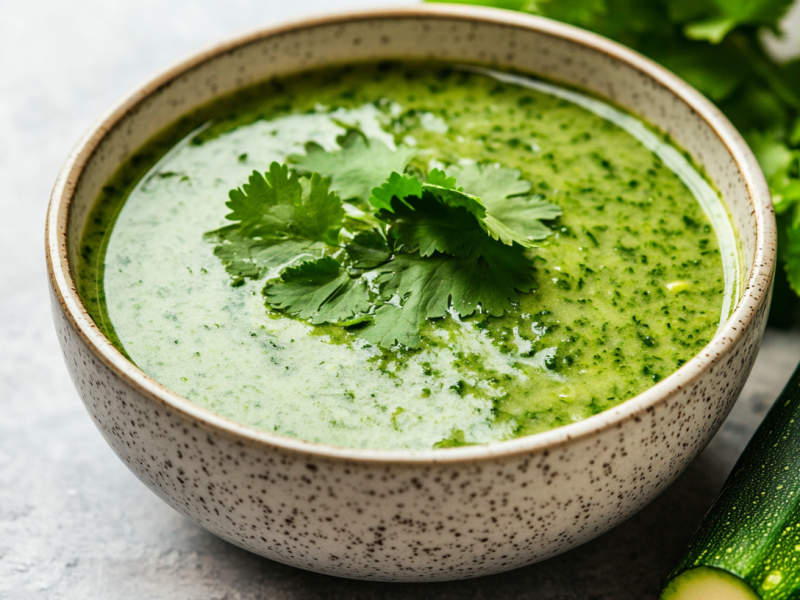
[[264, 257, 371, 325], [203, 163, 344, 282], [290, 130, 417, 202], [427, 0, 800, 322], [203, 228, 321, 283], [447, 163, 562, 240], [369, 172, 423, 212], [346, 230, 393, 269], [445, 162, 532, 204], [224, 163, 343, 244], [207, 146, 561, 349]]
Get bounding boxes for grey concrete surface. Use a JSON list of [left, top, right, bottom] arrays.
[[2, 1, 800, 598]]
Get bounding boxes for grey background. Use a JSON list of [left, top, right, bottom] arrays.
[[2, 1, 800, 598]]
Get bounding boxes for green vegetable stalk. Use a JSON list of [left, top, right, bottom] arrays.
[[660, 363, 800, 600], [427, 0, 800, 324]]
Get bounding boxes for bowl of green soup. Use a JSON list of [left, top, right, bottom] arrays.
[[47, 5, 774, 581]]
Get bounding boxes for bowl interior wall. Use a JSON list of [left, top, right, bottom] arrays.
[[66, 14, 755, 308]]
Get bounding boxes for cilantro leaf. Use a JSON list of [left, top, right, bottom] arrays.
[[290, 130, 416, 202], [372, 167, 548, 253], [446, 241, 536, 317], [345, 230, 392, 269], [225, 163, 302, 237], [264, 257, 371, 325], [421, 179, 543, 248], [360, 304, 421, 350], [225, 163, 344, 245], [445, 163, 561, 240], [388, 191, 486, 258], [669, 0, 794, 43], [422, 183, 488, 221], [293, 174, 347, 245], [683, 17, 738, 44], [444, 162, 532, 203], [361, 245, 535, 348], [484, 196, 562, 241], [204, 226, 321, 281], [482, 214, 545, 246], [425, 168, 459, 190], [342, 202, 385, 234], [368, 172, 423, 212], [207, 162, 344, 283]]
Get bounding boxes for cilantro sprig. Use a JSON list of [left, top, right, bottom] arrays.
[[206, 139, 561, 348], [428, 0, 800, 322], [290, 130, 417, 203], [203, 163, 343, 284]]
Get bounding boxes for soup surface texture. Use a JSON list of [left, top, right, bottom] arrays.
[[77, 63, 735, 450]]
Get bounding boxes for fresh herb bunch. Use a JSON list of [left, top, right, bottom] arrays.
[[204, 133, 561, 349], [429, 0, 800, 322]]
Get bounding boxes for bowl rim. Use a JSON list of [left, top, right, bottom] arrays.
[[46, 3, 775, 464]]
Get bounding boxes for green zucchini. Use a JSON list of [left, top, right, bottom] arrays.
[[660, 365, 800, 600]]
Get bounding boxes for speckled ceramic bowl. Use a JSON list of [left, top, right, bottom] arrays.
[[46, 5, 774, 582]]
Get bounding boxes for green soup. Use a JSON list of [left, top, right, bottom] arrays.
[[77, 62, 738, 450]]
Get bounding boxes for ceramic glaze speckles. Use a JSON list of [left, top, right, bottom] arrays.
[[52, 291, 769, 580], [47, 6, 775, 581]]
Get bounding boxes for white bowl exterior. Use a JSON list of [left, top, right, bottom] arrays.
[[47, 7, 774, 581]]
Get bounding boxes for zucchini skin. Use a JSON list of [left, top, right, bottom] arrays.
[[661, 365, 800, 600]]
